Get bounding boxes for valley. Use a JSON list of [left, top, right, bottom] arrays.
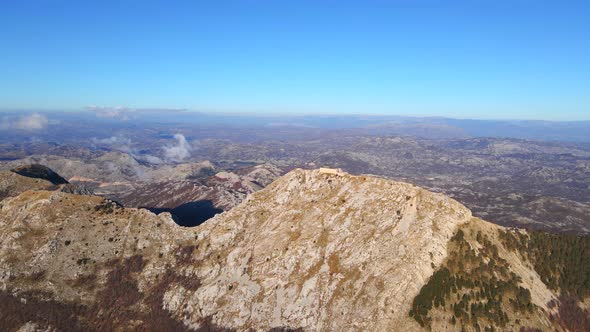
[[2, 132, 588, 234]]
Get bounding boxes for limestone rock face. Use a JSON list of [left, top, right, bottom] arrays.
[[0, 168, 580, 331], [165, 169, 473, 331], [0, 189, 201, 331]]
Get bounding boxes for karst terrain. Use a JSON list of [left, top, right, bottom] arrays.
[[0, 166, 588, 331]]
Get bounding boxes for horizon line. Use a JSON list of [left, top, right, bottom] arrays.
[[0, 107, 589, 123]]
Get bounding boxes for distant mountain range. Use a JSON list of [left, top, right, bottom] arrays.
[[1, 111, 590, 142], [2, 134, 587, 234]]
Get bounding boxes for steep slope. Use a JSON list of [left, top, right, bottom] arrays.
[[0, 169, 587, 331], [118, 163, 282, 211], [2, 152, 143, 183], [173, 168, 473, 331], [11, 164, 68, 185], [145, 160, 217, 181], [116, 163, 283, 226], [1, 154, 283, 226], [0, 190, 203, 331], [0, 165, 93, 202], [0, 164, 69, 201], [2, 153, 216, 184]]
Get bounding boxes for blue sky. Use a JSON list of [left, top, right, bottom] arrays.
[[0, 0, 588, 120]]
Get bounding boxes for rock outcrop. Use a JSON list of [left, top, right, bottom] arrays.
[[176, 168, 472, 331], [0, 169, 587, 331], [11, 164, 68, 185], [0, 165, 67, 201]]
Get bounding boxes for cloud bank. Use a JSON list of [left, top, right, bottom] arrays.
[[91, 136, 132, 145], [141, 154, 165, 164], [87, 106, 135, 120], [0, 113, 49, 130], [90, 133, 192, 165], [87, 106, 188, 121], [91, 135, 161, 163], [16, 113, 49, 130], [164, 134, 192, 162]]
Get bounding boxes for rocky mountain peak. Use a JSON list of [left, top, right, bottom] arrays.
[[177, 168, 474, 330], [0, 168, 586, 331]]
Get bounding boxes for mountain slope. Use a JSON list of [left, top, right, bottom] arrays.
[[0, 164, 67, 201], [11, 164, 68, 185], [117, 163, 282, 211], [0, 169, 587, 331], [176, 168, 472, 331], [116, 163, 283, 226]]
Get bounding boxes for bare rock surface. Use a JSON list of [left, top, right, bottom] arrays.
[[180, 169, 472, 331], [0, 168, 585, 331]]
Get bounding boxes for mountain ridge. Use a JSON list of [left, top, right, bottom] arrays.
[[0, 167, 587, 331]]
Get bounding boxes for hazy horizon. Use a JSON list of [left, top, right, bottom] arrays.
[[1, 108, 590, 123]]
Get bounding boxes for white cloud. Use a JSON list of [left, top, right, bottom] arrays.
[[141, 154, 164, 164], [164, 134, 192, 162], [90, 132, 192, 164], [91, 136, 132, 145], [87, 106, 134, 120], [90, 135, 167, 165], [0, 113, 49, 130]]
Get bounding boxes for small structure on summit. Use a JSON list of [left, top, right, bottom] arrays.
[[319, 167, 344, 175]]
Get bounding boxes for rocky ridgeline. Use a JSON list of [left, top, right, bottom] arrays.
[[118, 163, 283, 212], [0, 168, 587, 331], [0, 164, 81, 201], [177, 168, 473, 331]]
